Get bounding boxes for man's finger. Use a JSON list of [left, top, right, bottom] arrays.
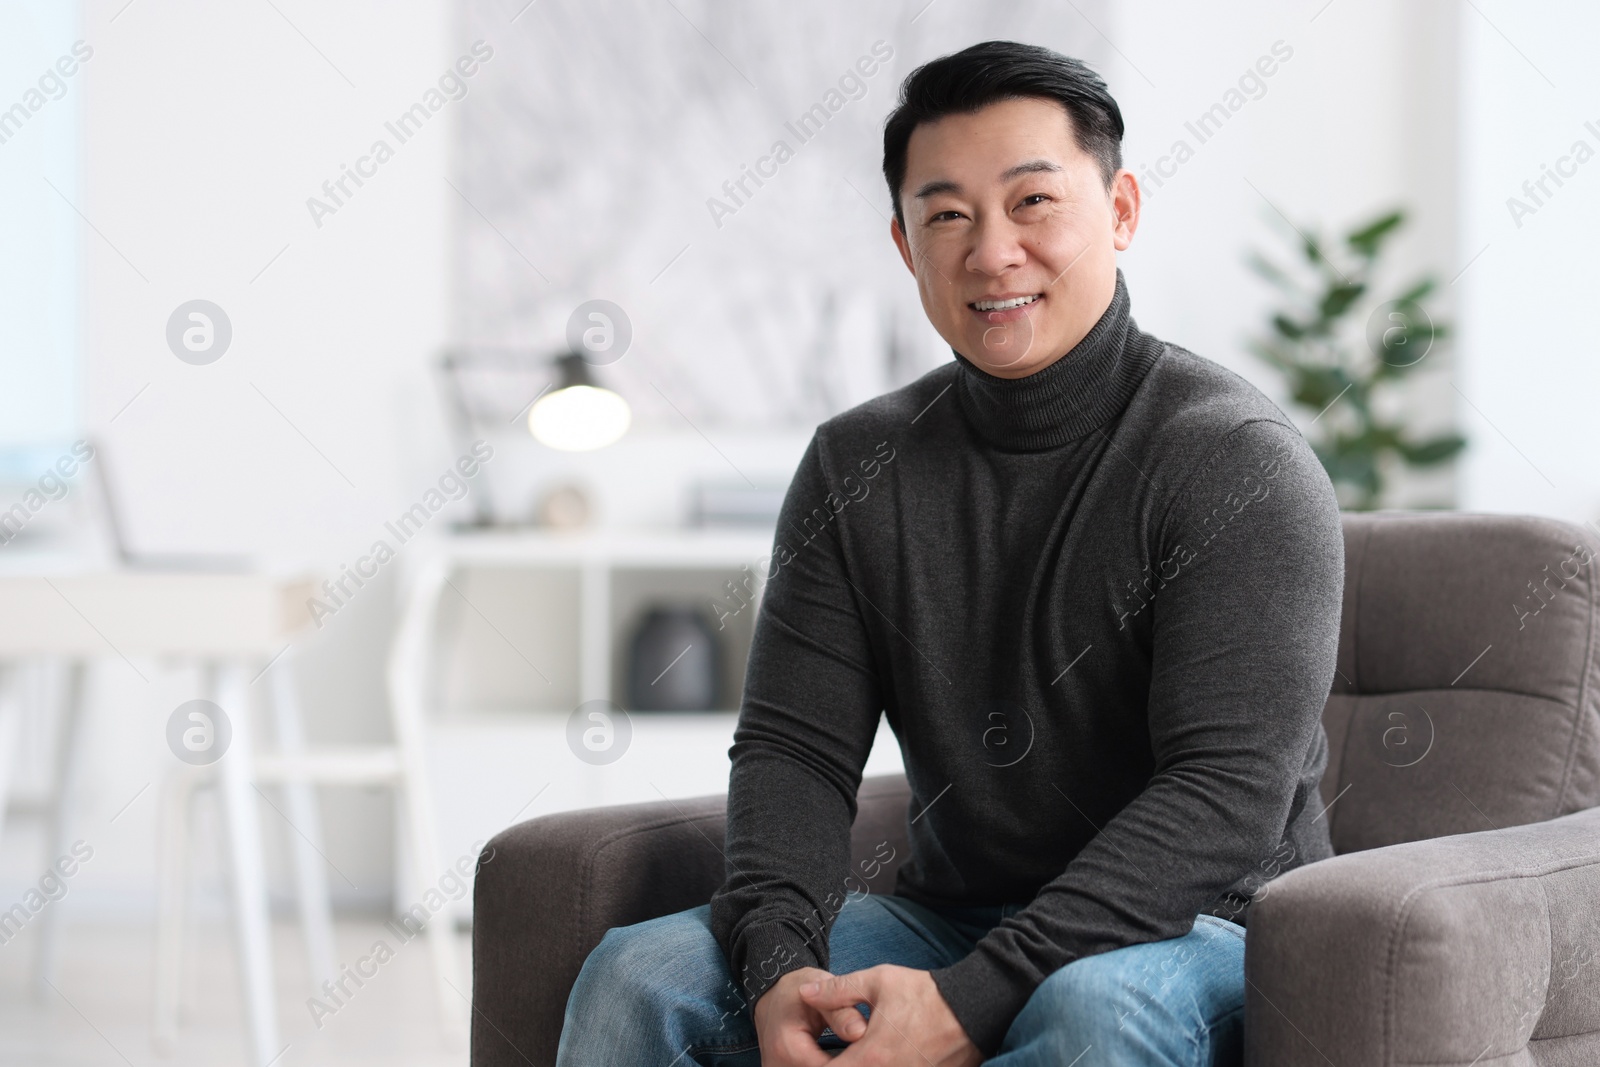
[[774, 1024, 837, 1067], [819, 1003, 868, 1042], [798, 971, 875, 1011]]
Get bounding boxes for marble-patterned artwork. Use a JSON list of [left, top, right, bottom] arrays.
[[455, 0, 1109, 428]]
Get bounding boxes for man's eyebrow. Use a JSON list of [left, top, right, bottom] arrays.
[[913, 178, 961, 200], [1000, 158, 1062, 182], [912, 158, 1063, 200]]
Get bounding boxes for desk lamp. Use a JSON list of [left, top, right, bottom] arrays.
[[528, 353, 631, 452]]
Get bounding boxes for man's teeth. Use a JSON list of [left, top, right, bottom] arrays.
[[972, 295, 1040, 311]]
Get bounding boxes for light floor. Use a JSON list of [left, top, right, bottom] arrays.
[[0, 917, 474, 1066]]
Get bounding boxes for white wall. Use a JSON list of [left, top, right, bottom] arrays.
[[1457, 1, 1600, 524], [1111, 0, 1463, 509], [22, 0, 465, 913]]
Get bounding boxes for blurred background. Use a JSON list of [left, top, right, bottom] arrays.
[[1, 0, 1596, 1063]]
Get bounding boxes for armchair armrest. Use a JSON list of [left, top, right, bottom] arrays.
[[1244, 806, 1600, 1066], [471, 790, 729, 1067], [470, 774, 911, 1067]]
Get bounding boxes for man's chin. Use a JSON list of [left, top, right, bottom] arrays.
[[960, 334, 1055, 378]]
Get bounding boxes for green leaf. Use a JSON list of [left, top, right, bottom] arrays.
[[1397, 434, 1467, 466], [1292, 385, 1339, 411], [1391, 277, 1436, 305], [1370, 359, 1404, 382], [1272, 314, 1307, 340], [1347, 210, 1404, 256], [1302, 232, 1328, 266], [1319, 448, 1379, 491], [1319, 283, 1366, 321], [1370, 313, 1434, 366], [1370, 425, 1407, 451]]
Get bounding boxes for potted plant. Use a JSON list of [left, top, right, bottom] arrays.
[[1247, 207, 1465, 511]]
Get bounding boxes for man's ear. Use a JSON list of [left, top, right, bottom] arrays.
[[1109, 169, 1141, 251], [889, 216, 917, 276]]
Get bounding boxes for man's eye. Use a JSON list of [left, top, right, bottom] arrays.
[[1018, 194, 1050, 208]]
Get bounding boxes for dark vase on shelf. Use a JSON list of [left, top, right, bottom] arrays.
[[626, 605, 721, 711]]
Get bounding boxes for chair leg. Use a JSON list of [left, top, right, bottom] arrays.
[[213, 661, 281, 1067], [34, 658, 86, 997], [0, 663, 19, 865], [267, 658, 337, 989], [387, 560, 464, 1030], [399, 767, 464, 1032], [153, 765, 204, 1053]]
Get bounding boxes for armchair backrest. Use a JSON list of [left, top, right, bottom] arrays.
[[1319, 512, 1600, 854]]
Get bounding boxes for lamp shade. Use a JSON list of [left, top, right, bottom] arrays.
[[528, 353, 631, 451]]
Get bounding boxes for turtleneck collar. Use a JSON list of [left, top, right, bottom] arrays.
[[952, 270, 1160, 451]]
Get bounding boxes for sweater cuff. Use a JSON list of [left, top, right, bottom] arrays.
[[929, 947, 1038, 1055], [732, 920, 825, 1006]]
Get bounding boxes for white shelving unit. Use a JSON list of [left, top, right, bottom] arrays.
[[387, 527, 904, 921]]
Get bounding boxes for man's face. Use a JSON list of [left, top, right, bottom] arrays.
[[890, 96, 1139, 379]]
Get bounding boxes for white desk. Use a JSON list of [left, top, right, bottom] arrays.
[[0, 571, 315, 657]]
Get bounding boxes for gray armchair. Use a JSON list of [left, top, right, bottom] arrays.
[[471, 512, 1600, 1066]]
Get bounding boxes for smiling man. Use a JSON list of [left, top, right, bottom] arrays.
[[555, 40, 1344, 1066]]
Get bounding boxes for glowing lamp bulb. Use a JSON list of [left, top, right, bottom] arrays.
[[528, 380, 630, 451]]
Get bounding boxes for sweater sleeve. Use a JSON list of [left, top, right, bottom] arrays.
[[708, 432, 885, 1007], [929, 418, 1345, 1053]]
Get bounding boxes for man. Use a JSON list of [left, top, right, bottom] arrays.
[[557, 39, 1343, 1066]]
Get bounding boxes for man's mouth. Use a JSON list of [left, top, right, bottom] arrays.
[[969, 293, 1042, 312]]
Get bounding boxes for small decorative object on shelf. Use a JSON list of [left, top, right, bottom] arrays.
[[627, 604, 721, 711], [535, 482, 592, 530], [688, 480, 787, 528]]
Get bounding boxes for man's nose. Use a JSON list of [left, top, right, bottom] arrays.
[[965, 216, 1027, 276]]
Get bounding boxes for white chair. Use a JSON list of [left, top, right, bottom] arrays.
[[0, 658, 87, 996], [152, 643, 464, 1063], [152, 656, 338, 1054]]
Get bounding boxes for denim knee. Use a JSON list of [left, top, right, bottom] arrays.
[[558, 905, 756, 1066], [1008, 954, 1189, 1063], [993, 918, 1245, 1067], [578, 912, 713, 1000]]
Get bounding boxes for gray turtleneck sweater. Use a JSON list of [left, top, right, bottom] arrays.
[[709, 272, 1345, 1054]]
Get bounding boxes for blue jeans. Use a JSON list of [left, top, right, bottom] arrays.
[[556, 893, 1246, 1066]]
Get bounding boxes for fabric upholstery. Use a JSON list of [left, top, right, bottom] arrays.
[[1249, 511, 1600, 1065], [1243, 805, 1600, 1066], [1320, 512, 1600, 853]]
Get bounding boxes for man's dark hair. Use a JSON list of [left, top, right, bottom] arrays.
[[881, 40, 1124, 230]]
